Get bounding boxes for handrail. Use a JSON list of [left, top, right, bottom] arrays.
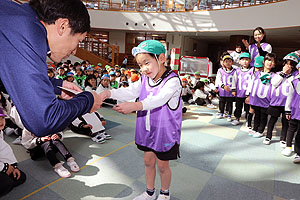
[[82, 0, 286, 12], [13, 0, 287, 13], [78, 33, 119, 67]]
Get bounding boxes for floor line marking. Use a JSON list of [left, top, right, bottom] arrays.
[[19, 141, 135, 200]]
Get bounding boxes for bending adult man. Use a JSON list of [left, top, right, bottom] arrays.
[[0, 0, 104, 136]]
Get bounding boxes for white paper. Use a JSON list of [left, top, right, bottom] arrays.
[[57, 86, 80, 95], [82, 113, 104, 133]]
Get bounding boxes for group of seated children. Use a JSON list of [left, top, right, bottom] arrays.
[[181, 72, 217, 109], [215, 50, 300, 163]]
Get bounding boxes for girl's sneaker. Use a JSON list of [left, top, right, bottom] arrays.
[[67, 157, 80, 172], [54, 162, 71, 178], [133, 192, 156, 200], [157, 194, 170, 200], [263, 138, 271, 145], [227, 115, 232, 122], [216, 113, 223, 119], [253, 132, 263, 138], [103, 132, 112, 140], [231, 119, 239, 126], [248, 128, 255, 136], [280, 141, 286, 148], [293, 154, 300, 164], [282, 147, 293, 157], [91, 133, 106, 144]]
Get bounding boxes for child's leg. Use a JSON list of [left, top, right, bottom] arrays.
[[157, 159, 171, 191], [286, 119, 298, 147], [0, 172, 13, 197], [266, 116, 277, 140], [257, 107, 268, 133], [219, 97, 225, 114], [225, 98, 233, 116], [293, 120, 300, 155], [280, 112, 289, 142], [252, 106, 261, 132], [234, 97, 244, 120], [52, 140, 72, 161], [41, 141, 60, 166], [144, 151, 157, 190]]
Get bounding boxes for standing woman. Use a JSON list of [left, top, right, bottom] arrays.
[[242, 27, 272, 67]]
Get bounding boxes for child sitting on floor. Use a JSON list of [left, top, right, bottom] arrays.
[[21, 129, 80, 178], [69, 112, 111, 144], [0, 108, 26, 197]]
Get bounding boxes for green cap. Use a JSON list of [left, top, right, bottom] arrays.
[[105, 65, 111, 70], [132, 40, 166, 57], [200, 78, 209, 82], [97, 63, 102, 66], [194, 71, 201, 75], [283, 53, 299, 64], [240, 52, 251, 59], [254, 56, 264, 68]]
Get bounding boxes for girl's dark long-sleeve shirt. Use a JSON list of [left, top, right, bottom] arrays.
[[0, 0, 94, 136]]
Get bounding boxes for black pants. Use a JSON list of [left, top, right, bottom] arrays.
[[219, 97, 234, 115], [195, 96, 211, 106], [234, 97, 249, 119], [286, 119, 300, 148], [266, 106, 289, 140], [182, 94, 192, 103], [41, 140, 72, 166], [0, 170, 26, 197], [252, 105, 268, 133]]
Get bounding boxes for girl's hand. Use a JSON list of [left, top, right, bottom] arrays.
[[242, 39, 249, 50], [83, 124, 93, 129], [232, 91, 236, 96], [249, 106, 254, 114], [286, 115, 291, 120], [102, 121, 106, 126], [224, 85, 231, 92], [41, 136, 50, 142], [282, 65, 292, 75], [113, 102, 142, 114], [51, 134, 60, 140], [245, 97, 250, 104], [13, 168, 21, 180], [6, 165, 14, 176], [214, 89, 218, 93]]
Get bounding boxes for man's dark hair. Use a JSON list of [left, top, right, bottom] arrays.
[[29, 0, 90, 34]]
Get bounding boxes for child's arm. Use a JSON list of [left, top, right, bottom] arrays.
[[285, 81, 294, 120], [105, 79, 142, 102], [113, 78, 181, 114]]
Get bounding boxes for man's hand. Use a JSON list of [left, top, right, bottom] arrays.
[[13, 168, 21, 180], [89, 92, 107, 113], [113, 102, 142, 114], [61, 81, 82, 100], [102, 121, 106, 126]]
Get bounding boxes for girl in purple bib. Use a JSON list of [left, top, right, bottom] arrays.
[[215, 53, 236, 122], [246, 53, 276, 138], [284, 63, 300, 161], [263, 53, 299, 146], [101, 40, 182, 200]]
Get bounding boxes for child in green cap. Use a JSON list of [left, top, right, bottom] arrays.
[[100, 40, 182, 200]]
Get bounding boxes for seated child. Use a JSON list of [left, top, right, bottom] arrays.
[[0, 108, 26, 197], [85, 75, 98, 92], [193, 81, 216, 108], [109, 71, 118, 89], [21, 129, 80, 178], [69, 112, 111, 144], [181, 78, 193, 104], [96, 74, 117, 105]]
